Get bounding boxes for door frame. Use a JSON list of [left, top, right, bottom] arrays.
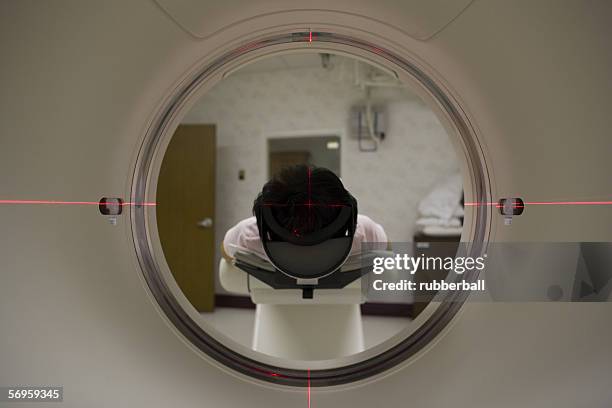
[[266, 128, 344, 178]]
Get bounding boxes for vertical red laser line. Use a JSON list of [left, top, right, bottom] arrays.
[[307, 167, 312, 203], [307, 368, 311, 408], [307, 166, 312, 229], [309, 31, 312, 42]]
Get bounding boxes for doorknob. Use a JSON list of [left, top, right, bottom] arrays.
[[197, 217, 214, 228]]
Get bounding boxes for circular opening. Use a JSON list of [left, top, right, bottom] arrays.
[[131, 32, 491, 387]]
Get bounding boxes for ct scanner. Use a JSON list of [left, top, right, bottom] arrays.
[[1, 0, 612, 406]]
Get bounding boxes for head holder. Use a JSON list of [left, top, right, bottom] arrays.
[[259, 203, 355, 280], [235, 193, 361, 299]]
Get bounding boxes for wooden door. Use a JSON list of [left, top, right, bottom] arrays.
[[156, 124, 216, 312]]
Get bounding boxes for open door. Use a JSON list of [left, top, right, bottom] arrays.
[[156, 124, 216, 312]]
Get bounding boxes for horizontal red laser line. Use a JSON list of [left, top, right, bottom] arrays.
[[4, 200, 610, 208], [0, 200, 156, 206], [465, 201, 612, 207]]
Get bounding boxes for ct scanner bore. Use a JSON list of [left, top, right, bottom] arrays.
[[131, 31, 491, 387], [2, 1, 612, 406]]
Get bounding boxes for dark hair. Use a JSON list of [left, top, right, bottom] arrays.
[[253, 165, 356, 236]]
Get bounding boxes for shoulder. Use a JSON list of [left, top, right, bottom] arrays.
[[357, 214, 375, 225], [234, 216, 258, 231], [224, 216, 259, 241], [356, 214, 388, 242], [357, 214, 381, 232], [223, 216, 265, 258]]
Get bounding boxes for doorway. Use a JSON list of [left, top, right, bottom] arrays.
[[268, 135, 341, 177]]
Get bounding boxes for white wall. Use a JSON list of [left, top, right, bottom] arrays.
[[182, 61, 460, 291]]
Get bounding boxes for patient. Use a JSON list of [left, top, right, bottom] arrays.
[[222, 165, 387, 261]]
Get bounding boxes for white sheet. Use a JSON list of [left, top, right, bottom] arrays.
[[417, 173, 463, 221], [416, 217, 462, 228], [421, 226, 463, 236]]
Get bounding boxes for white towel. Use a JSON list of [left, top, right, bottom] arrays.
[[422, 226, 463, 236], [416, 217, 462, 228], [417, 173, 463, 221]]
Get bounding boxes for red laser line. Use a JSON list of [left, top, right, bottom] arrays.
[[307, 166, 313, 229], [526, 201, 612, 205], [6, 199, 610, 208], [0, 200, 156, 206], [465, 201, 612, 207], [307, 368, 311, 408], [307, 166, 312, 204], [309, 31, 312, 42]]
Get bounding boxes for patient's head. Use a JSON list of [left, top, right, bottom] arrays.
[[253, 165, 355, 236]]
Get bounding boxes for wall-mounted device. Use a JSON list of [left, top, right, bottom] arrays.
[[350, 104, 386, 152]]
